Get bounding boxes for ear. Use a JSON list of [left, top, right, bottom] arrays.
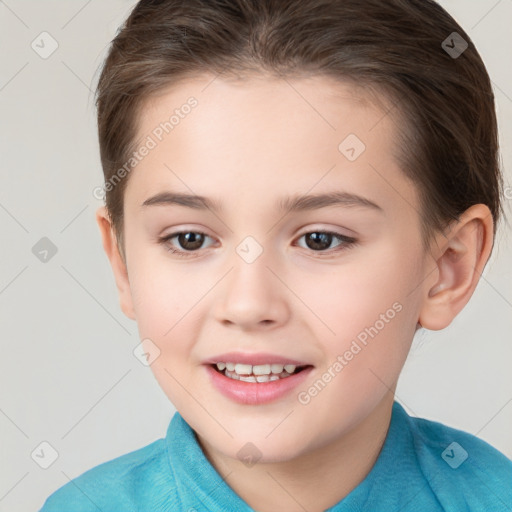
[[95, 206, 136, 320], [418, 204, 494, 331]]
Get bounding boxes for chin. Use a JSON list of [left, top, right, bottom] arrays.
[[224, 428, 314, 465]]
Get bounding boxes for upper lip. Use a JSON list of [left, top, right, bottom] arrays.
[[203, 352, 312, 366]]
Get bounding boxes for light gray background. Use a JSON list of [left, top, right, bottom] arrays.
[[1, 1, 511, 511]]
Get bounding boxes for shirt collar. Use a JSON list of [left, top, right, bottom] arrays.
[[166, 412, 254, 511], [166, 402, 413, 511], [326, 401, 415, 511]]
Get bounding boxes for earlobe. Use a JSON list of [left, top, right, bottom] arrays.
[[95, 206, 136, 320], [418, 204, 493, 331]]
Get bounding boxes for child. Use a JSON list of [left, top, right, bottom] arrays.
[[40, 0, 512, 510]]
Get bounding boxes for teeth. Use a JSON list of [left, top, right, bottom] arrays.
[[239, 375, 257, 383], [215, 362, 298, 375], [253, 364, 271, 375], [271, 364, 284, 374], [234, 363, 252, 375], [224, 369, 286, 382], [214, 361, 306, 383]]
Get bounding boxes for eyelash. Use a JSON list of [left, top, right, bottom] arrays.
[[158, 229, 358, 258]]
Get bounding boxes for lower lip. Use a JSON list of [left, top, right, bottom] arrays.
[[205, 365, 314, 405]]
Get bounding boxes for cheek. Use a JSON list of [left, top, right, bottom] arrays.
[[301, 245, 420, 390], [126, 255, 203, 385], [295, 246, 416, 342], [129, 267, 201, 411], [128, 247, 205, 331]]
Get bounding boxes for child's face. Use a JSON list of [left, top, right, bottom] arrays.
[[108, 74, 433, 462]]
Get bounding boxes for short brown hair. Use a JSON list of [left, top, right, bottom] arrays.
[[95, 0, 506, 261]]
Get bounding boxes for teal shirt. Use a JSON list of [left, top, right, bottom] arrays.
[[39, 402, 512, 511]]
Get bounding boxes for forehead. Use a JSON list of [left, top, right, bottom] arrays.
[[136, 72, 391, 144], [125, 73, 417, 222]]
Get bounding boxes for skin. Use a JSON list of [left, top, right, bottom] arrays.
[[96, 73, 493, 512]]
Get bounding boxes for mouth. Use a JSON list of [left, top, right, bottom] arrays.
[[204, 357, 314, 405], [210, 362, 312, 383]]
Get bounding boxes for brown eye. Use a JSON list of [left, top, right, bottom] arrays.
[[304, 232, 333, 251], [159, 230, 214, 257], [296, 230, 357, 254], [175, 232, 205, 251]]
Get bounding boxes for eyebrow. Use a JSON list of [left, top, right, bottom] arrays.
[[141, 190, 383, 213]]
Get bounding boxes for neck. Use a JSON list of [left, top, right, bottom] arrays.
[[196, 392, 395, 512]]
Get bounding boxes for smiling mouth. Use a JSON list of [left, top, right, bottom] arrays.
[[210, 362, 312, 383]]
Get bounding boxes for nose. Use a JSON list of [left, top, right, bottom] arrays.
[[213, 250, 291, 331]]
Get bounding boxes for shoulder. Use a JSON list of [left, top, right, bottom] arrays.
[[406, 409, 512, 511], [38, 437, 178, 512]]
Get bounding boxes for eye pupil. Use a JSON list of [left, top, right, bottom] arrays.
[[306, 232, 332, 250], [163, 229, 353, 257], [178, 232, 204, 250]]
